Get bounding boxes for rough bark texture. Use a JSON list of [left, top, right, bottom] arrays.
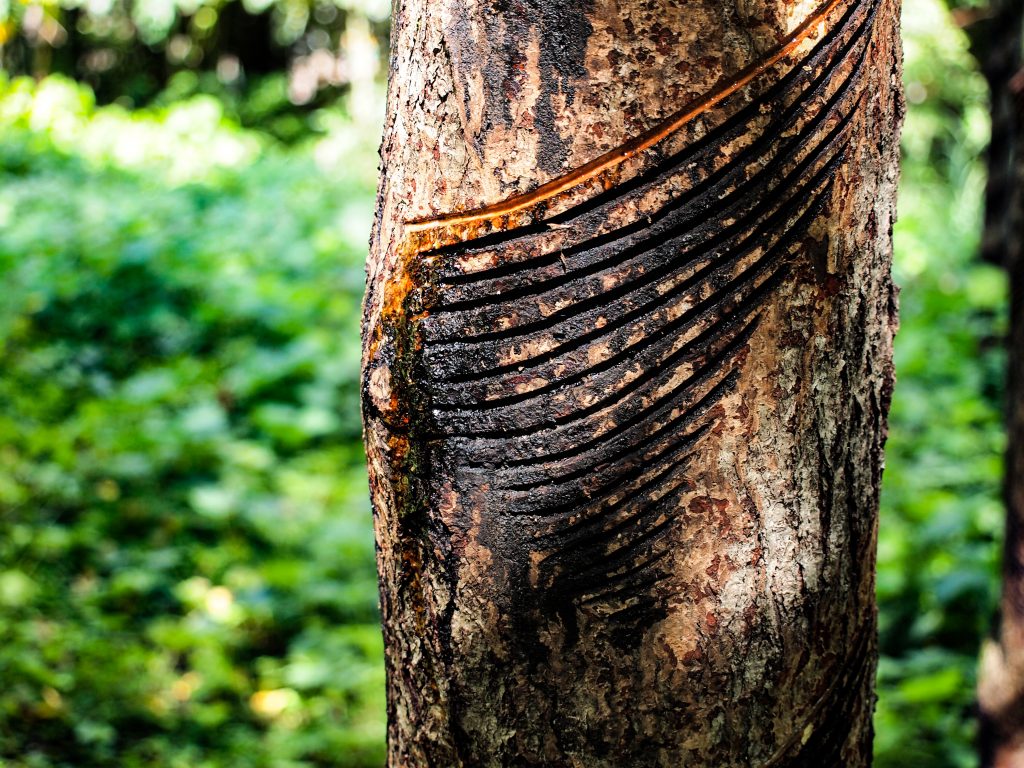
[[977, 2, 1024, 765], [362, 0, 902, 765]]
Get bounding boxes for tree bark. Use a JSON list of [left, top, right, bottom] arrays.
[[362, 0, 902, 765], [976, 2, 1024, 765]]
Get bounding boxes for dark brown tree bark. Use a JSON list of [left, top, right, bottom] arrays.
[[976, 2, 1024, 765], [362, 0, 902, 765]]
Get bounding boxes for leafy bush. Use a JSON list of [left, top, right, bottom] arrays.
[[0, 74, 385, 767]]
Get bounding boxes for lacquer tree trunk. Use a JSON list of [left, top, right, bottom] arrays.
[[976, 1, 1024, 764], [362, 1, 902, 765]]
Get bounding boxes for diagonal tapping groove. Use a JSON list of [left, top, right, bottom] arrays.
[[375, 0, 878, 627]]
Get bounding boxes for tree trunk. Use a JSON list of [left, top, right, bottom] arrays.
[[976, 1, 1024, 764], [361, 0, 902, 765]]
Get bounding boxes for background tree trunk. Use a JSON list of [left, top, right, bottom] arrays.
[[976, 1, 1024, 764], [362, 0, 902, 765]]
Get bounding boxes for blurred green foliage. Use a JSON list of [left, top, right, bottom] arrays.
[[0, 0, 1012, 765], [0, 75, 384, 766], [875, 0, 1007, 765]]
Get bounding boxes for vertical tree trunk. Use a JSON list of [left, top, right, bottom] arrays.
[[976, 2, 1024, 765], [362, 0, 902, 765]]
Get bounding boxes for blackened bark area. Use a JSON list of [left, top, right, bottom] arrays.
[[445, 0, 595, 173]]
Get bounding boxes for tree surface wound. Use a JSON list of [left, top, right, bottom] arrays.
[[362, 0, 902, 765]]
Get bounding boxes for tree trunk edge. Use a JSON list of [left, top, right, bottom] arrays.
[[363, 1, 903, 765]]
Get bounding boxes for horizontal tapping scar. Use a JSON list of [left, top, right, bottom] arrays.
[[404, 0, 849, 235]]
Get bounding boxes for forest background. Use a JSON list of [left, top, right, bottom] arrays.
[[0, 0, 1007, 765]]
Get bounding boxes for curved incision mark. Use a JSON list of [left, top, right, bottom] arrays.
[[424, 117, 856, 388], [371, 0, 874, 623]]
